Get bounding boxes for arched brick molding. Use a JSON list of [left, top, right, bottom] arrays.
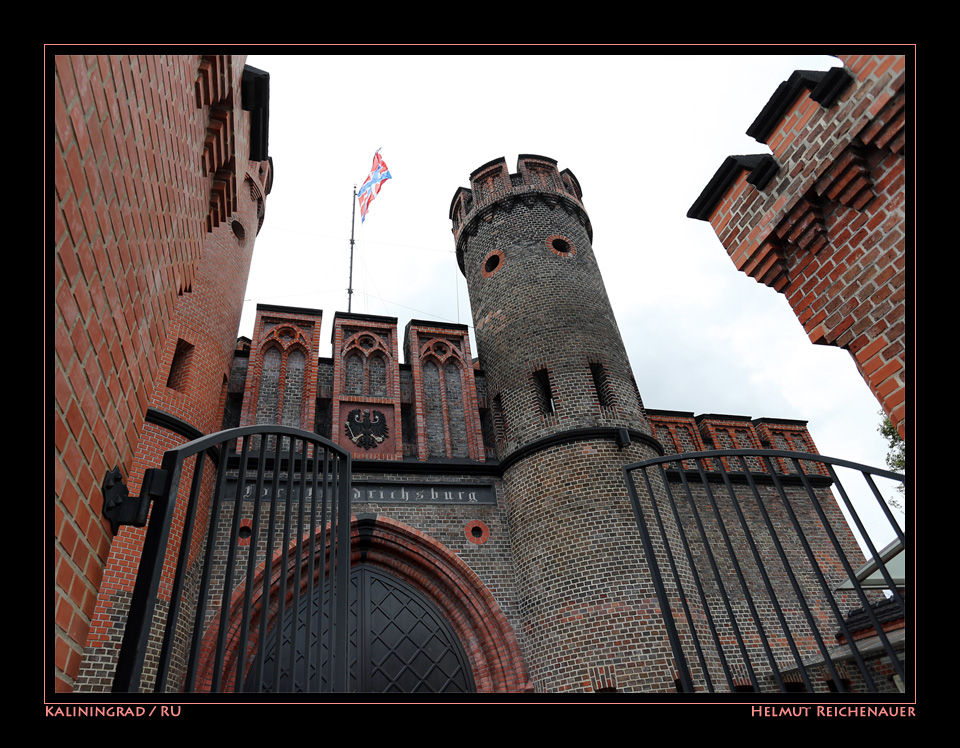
[[194, 514, 532, 694], [351, 514, 532, 693]]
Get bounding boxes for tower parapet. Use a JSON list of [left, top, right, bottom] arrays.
[[450, 155, 590, 274]]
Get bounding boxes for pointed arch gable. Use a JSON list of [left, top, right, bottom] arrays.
[[340, 332, 395, 399], [418, 337, 467, 366], [342, 330, 391, 360]]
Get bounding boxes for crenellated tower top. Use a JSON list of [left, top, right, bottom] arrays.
[[450, 155, 651, 458], [449, 154, 589, 274]]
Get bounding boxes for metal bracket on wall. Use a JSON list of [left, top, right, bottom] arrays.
[[101, 466, 167, 534]]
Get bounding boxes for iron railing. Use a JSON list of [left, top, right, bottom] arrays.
[[112, 425, 352, 694], [624, 449, 906, 694]]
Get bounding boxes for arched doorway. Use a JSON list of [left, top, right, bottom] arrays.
[[200, 514, 532, 694], [246, 563, 475, 693]]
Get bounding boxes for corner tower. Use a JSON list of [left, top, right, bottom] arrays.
[[451, 155, 677, 693]]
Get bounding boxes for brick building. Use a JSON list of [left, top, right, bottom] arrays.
[[52, 54, 272, 693], [688, 54, 906, 441], [53, 55, 905, 697]]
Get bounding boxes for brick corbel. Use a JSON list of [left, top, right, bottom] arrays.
[[519, 193, 538, 209], [741, 238, 790, 292], [859, 87, 905, 155], [739, 195, 827, 293], [202, 106, 233, 177], [196, 56, 240, 234], [815, 147, 875, 211], [207, 168, 235, 232], [776, 196, 828, 255]]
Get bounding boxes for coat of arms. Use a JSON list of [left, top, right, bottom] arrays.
[[345, 409, 389, 450]]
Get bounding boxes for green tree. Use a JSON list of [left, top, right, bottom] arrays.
[[878, 414, 905, 509], [878, 414, 905, 474]]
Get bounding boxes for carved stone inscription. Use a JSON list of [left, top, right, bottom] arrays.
[[227, 478, 495, 505]]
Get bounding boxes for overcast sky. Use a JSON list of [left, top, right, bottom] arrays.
[[241, 52, 903, 542]]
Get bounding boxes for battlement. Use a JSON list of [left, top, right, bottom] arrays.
[[687, 54, 907, 439], [687, 56, 903, 278], [647, 410, 828, 477], [450, 155, 589, 272]]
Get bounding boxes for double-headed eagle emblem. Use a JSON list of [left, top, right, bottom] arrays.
[[345, 409, 389, 450]]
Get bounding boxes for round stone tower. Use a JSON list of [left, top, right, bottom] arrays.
[[450, 155, 678, 693]]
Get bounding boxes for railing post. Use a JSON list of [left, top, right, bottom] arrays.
[[112, 457, 180, 692]]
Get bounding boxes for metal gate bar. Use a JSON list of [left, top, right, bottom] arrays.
[[624, 448, 905, 694], [707, 455, 821, 693], [112, 425, 352, 693]]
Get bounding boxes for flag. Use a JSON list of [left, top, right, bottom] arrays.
[[357, 148, 392, 222]]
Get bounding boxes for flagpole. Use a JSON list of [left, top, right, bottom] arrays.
[[348, 184, 357, 313], [353, 149, 390, 314]]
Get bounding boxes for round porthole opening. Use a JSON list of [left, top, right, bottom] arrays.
[[481, 250, 505, 277], [238, 523, 253, 546], [465, 520, 490, 545]]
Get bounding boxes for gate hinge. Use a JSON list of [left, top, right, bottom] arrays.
[[101, 466, 167, 534]]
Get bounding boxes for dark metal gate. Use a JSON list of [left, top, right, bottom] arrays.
[[247, 563, 475, 693], [623, 449, 906, 694], [112, 425, 352, 694]]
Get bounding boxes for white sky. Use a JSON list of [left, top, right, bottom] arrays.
[[241, 53, 904, 541]]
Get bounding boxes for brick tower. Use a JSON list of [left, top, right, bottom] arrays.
[[450, 155, 679, 692], [688, 55, 906, 439]]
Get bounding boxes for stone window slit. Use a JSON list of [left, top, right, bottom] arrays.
[[589, 362, 614, 408], [532, 368, 555, 415], [491, 394, 506, 446], [167, 338, 195, 392]]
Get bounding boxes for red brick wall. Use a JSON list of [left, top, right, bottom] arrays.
[[53, 53, 266, 693], [690, 55, 907, 440]]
